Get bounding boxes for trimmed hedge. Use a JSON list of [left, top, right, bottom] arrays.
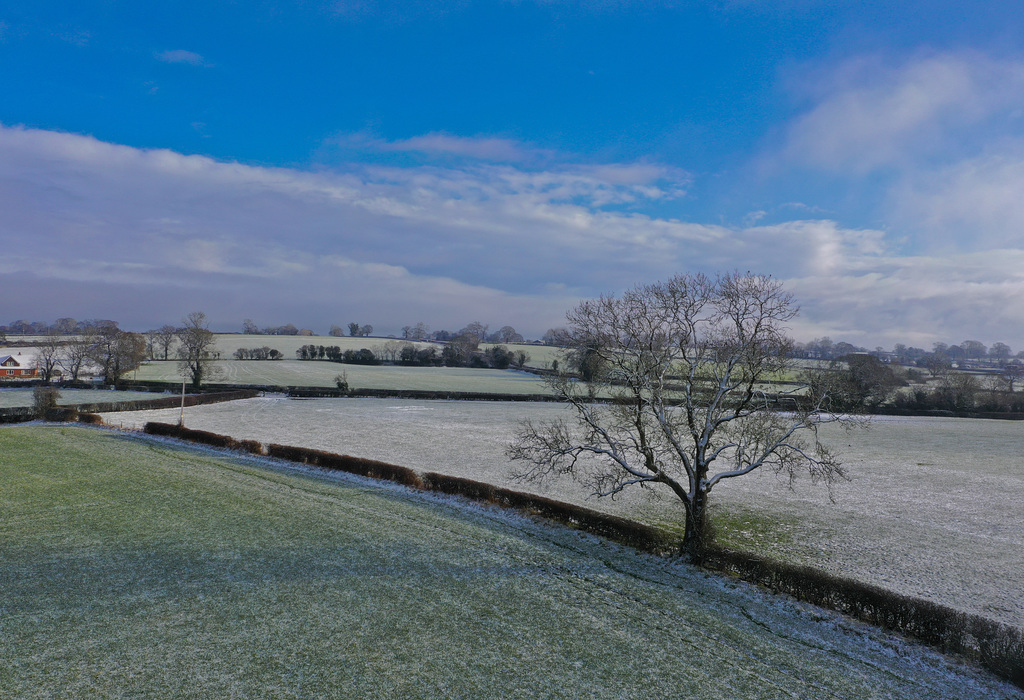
[[77, 389, 259, 414], [420, 472, 678, 555], [0, 407, 35, 424], [144, 422, 239, 450], [265, 443, 423, 488], [42, 407, 79, 422], [703, 547, 1024, 688]]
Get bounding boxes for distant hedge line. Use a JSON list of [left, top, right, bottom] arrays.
[[0, 389, 260, 424], [142, 420, 1023, 689], [288, 387, 561, 402], [0, 406, 105, 424]]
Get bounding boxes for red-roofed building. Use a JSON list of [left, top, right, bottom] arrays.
[[1, 355, 38, 379]]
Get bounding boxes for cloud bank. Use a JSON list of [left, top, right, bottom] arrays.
[[2, 122, 1023, 348]]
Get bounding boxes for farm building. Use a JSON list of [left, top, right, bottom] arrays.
[[1, 354, 38, 378]]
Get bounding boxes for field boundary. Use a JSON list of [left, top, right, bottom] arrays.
[[0, 390, 259, 424], [138, 419, 1023, 689]]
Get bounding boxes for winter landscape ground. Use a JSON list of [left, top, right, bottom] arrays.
[[104, 397, 1024, 632], [1, 424, 1019, 699], [133, 359, 555, 394], [0, 387, 160, 409]]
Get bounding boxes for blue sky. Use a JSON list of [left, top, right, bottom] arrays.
[[3, 1, 1024, 349]]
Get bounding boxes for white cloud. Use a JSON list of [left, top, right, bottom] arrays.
[[155, 49, 209, 66], [3, 124, 1024, 347], [781, 52, 1024, 174], [891, 149, 1024, 251], [788, 248, 1024, 349]]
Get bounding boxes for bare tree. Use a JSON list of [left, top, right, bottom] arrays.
[[925, 352, 952, 378], [492, 325, 524, 344], [58, 335, 93, 381], [176, 312, 219, 389], [989, 342, 1012, 361], [458, 321, 489, 345], [936, 371, 980, 411], [52, 317, 78, 334], [36, 331, 63, 382], [150, 325, 178, 360], [375, 340, 404, 364], [542, 327, 571, 346], [960, 340, 987, 362], [402, 322, 430, 340], [87, 322, 146, 385], [507, 272, 850, 563], [1000, 361, 1024, 392]]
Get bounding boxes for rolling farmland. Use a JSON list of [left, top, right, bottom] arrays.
[[133, 359, 555, 394], [105, 397, 1024, 632], [0, 387, 162, 409], [1, 425, 1018, 699]]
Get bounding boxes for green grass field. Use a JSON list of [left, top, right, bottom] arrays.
[[2, 425, 1019, 699]]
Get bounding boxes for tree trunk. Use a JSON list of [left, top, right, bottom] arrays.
[[682, 488, 709, 565]]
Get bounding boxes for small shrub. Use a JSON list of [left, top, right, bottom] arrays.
[[33, 386, 61, 416]]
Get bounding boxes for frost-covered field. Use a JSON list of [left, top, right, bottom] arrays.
[[105, 397, 1024, 631], [0, 387, 162, 408], [209, 333, 437, 358], [1, 425, 1019, 699], [135, 359, 554, 394], [210, 334, 559, 370]]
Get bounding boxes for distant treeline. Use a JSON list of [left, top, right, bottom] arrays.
[[232, 346, 284, 361], [294, 342, 529, 370]]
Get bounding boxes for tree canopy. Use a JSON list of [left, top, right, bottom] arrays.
[[507, 272, 851, 562]]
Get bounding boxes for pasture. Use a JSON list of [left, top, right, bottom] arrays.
[[0, 387, 162, 409], [105, 398, 1024, 632], [133, 359, 555, 394], [1, 425, 1018, 699]]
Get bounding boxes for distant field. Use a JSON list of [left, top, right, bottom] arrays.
[[2, 425, 1018, 699], [208, 334, 436, 359], [0, 387, 163, 409], [105, 398, 1024, 632], [134, 359, 555, 394]]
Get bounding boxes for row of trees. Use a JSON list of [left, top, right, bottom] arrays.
[[33, 322, 147, 385], [237, 320, 527, 344], [795, 336, 1024, 365], [294, 341, 530, 370], [232, 346, 284, 361], [26, 312, 219, 388], [241, 319, 306, 336]]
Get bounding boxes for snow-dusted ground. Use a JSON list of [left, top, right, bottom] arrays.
[[104, 397, 1024, 631], [134, 359, 554, 394], [4, 424, 1020, 698], [0, 387, 163, 408]]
